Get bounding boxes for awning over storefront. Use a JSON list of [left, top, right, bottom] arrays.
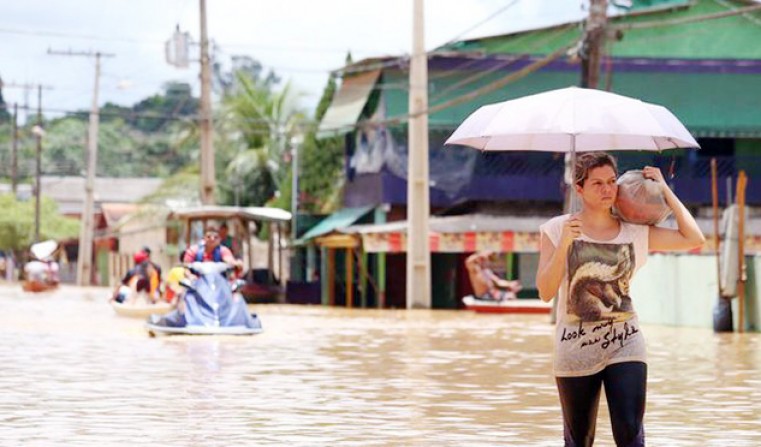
[[344, 214, 546, 254], [343, 215, 761, 255], [317, 69, 381, 138], [297, 206, 375, 245]]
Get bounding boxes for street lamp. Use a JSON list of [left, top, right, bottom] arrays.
[[289, 134, 303, 282], [31, 124, 46, 243]]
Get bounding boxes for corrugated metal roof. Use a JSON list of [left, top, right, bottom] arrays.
[[317, 70, 381, 137], [380, 62, 761, 137], [39, 176, 163, 215], [297, 206, 374, 243], [443, 1, 761, 60]]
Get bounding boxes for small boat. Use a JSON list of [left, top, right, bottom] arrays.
[[111, 300, 174, 318], [462, 295, 552, 314], [23, 240, 61, 293], [21, 280, 58, 293]]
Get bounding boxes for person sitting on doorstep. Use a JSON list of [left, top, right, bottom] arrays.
[[465, 251, 522, 301]]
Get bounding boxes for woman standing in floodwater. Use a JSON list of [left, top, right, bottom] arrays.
[[536, 152, 704, 446]]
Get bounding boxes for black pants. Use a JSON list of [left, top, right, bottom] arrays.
[[556, 362, 647, 447]]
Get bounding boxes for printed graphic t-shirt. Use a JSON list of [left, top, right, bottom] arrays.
[[539, 215, 650, 377]]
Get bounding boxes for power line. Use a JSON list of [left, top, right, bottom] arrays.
[[358, 42, 574, 131], [5, 104, 321, 127], [336, 0, 525, 78], [48, 48, 114, 285], [429, 24, 576, 102], [0, 25, 383, 55], [437, 0, 522, 47], [610, 2, 761, 31]]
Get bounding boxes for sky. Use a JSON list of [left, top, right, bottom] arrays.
[[0, 0, 592, 122]]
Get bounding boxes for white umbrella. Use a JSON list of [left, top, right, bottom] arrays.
[[445, 86, 700, 209], [445, 86, 699, 152], [31, 240, 58, 261]]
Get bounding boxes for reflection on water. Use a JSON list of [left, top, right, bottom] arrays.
[[0, 284, 759, 446]]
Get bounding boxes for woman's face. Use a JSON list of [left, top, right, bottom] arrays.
[[576, 165, 618, 208]]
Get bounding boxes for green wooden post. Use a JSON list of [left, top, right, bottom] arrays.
[[320, 246, 329, 306], [306, 244, 316, 282], [504, 252, 514, 280], [374, 206, 387, 308], [360, 250, 368, 308]]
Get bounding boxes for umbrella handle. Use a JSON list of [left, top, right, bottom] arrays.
[[569, 144, 578, 213]]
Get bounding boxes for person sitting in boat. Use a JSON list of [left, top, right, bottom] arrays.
[[162, 265, 183, 303], [112, 251, 161, 304], [465, 251, 522, 301], [23, 258, 59, 286], [24, 240, 60, 287], [141, 246, 163, 286], [182, 226, 244, 271]]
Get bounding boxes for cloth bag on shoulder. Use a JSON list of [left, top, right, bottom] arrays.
[[613, 170, 672, 225]]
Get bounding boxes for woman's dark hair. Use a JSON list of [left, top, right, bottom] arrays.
[[574, 152, 618, 186]]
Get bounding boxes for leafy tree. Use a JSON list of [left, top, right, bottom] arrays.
[[0, 78, 11, 124], [218, 69, 306, 207], [128, 82, 199, 133], [42, 117, 87, 176], [138, 165, 201, 207], [280, 72, 345, 214], [0, 194, 79, 252], [213, 55, 280, 97]]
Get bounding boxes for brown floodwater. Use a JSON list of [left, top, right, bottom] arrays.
[[0, 284, 759, 446]]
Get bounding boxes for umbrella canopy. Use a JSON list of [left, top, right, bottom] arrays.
[[445, 86, 699, 152], [31, 240, 58, 261]]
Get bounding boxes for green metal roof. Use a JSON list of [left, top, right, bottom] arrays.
[[296, 206, 374, 244], [380, 66, 761, 137], [442, 0, 761, 60], [372, 0, 761, 137]]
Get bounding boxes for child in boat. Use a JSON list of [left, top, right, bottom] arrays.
[[465, 251, 521, 301]]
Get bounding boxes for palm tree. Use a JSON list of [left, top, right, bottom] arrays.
[[219, 72, 307, 207]]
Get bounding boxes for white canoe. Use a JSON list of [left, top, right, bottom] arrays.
[[111, 300, 174, 318]]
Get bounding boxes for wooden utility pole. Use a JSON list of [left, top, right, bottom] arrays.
[[3, 82, 52, 242], [34, 86, 42, 243], [199, 0, 216, 205], [1, 82, 52, 194], [581, 0, 608, 89], [407, 0, 431, 309], [736, 171, 748, 333], [49, 49, 113, 286], [11, 103, 18, 194]]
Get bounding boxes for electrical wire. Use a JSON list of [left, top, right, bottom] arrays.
[[436, 0, 522, 48]]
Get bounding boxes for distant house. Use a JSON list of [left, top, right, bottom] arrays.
[[39, 176, 163, 285], [39, 176, 163, 217]]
